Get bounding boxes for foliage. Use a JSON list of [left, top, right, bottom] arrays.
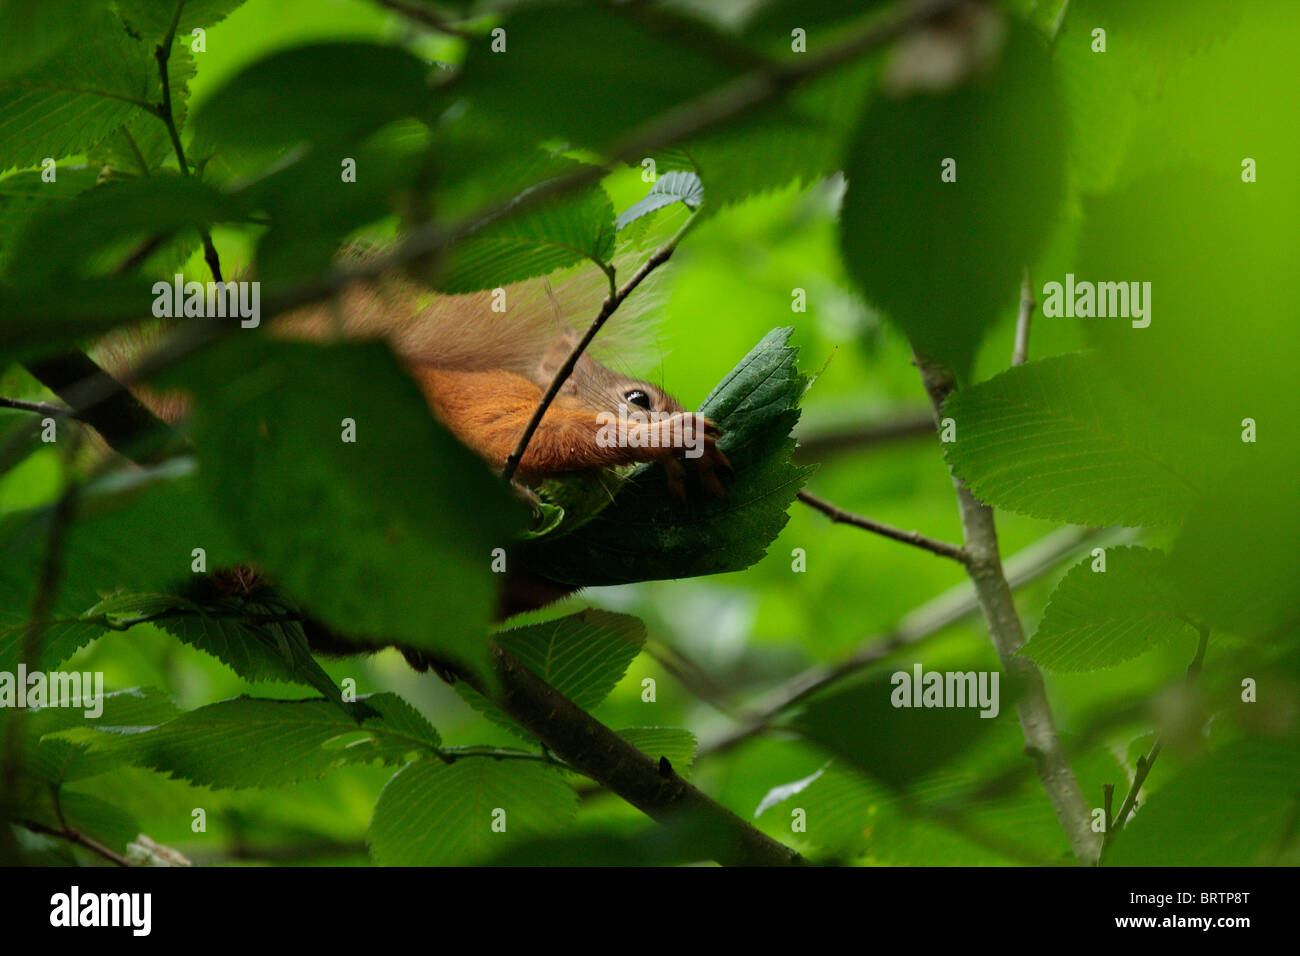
[[0, 0, 1295, 869]]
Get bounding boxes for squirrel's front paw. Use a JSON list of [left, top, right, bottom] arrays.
[[657, 412, 733, 500]]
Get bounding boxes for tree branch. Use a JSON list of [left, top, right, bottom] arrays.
[[914, 352, 1100, 865], [471, 646, 804, 866], [798, 488, 968, 562]]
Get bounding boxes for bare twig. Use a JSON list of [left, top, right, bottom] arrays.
[[153, 1, 223, 282], [798, 488, 968, 563], [1012, 265, 1034, 367], [15, 819, 133, 868], [915, 353, 1100, 865], [0, 396, 67, 417], [1105, 624, 1210, 851]]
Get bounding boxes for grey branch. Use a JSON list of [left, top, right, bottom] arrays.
[[915, 352, 1100, 866]]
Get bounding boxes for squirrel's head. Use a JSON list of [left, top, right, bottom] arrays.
[[543, 337, 685, 418]]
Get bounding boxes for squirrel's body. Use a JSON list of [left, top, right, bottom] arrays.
[[272, 269, 728, 486], [98, 264, 728, 488]]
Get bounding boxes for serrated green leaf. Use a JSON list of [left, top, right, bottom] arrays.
[[109, 589, 345, 704], [192, 42, 434, 154], [456, 610, 646, 738], [0, 7, 156, 171], [619, 726, 697, 779], [368, 757, 576, 865], [519, 327, 811, 586], [616, 171, 702, 230], [435, 183, 615, 293], [1023, 547, 1194, 671], [942, 353, 1206, 528], [0, 466, 245, 673], [115, 693, 441, 789], [114, 0, 249, 40]]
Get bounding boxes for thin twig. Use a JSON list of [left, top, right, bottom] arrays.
[[153, 1, 224, 282], [1012, 265, 1034, 367], [0, 396, 68, 418], [1105, 624, 1210, 849], [501, 222, 692, 482], [798, 488, 968, 563], [16, 819, 133, 867]]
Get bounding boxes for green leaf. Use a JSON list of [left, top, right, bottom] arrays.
[[0, 7, 156, 171], [0, 165, 101, 265], [2, 174, 246, 291], [192, 42, 434, 154], [0, 464, 245, 673], [95, 589, 345, 704], [455, 5, 734, 153], [619, 727, 697, 779], [942, 353, 1207, 528], [616, 171, 702, 230], [755, 762, 886, 855], [1023, 547, 1194, 672], [20, 687, 182, 785], [840, 19, 1066, 378], [519, 327, 812, 586], [168, 339, 528, 671], [114, 0, 249, 40], [368, 757, 576, 865], [0, 0, 81, 82], [793, 665, 1005, 790], [1107, 738, 1300, 865], [435, 183, 616, 293], [116, 693, 441, 789], [456, 610, 646, 737]]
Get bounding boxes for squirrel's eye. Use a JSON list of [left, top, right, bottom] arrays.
[[624, 389, 653, 410]]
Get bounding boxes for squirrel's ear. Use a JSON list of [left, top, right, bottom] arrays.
[[538, 335, 600, 394]]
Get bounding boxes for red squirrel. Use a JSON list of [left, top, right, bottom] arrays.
[[273, 268, 733, 492], [95, 265, 730, 635]]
